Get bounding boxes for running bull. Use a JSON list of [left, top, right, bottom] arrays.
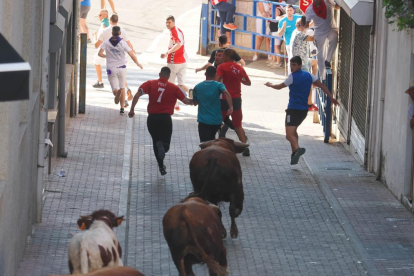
[[163, 196, 228, 276], [189, 137, 249, 238]]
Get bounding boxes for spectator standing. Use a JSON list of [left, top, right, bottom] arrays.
[[96, 14, 136, 105], [80, 0, 92, 43], [196, 35, 245, 73], [277, 5, 302, 71], [269, 0, 286, 68], [252, 2, 271, 62], [128, 67, 195, 175], [212, 0, 237, 43], [98, 26, 143, 114], [101, 0, 116, 14], [193, 66, 233, 142], [92, 9, 109, 89], [161, 15, 189, 111], [264, 56, 338, 164], [215, 49, 252, 156], [305, 0, 340, 78]]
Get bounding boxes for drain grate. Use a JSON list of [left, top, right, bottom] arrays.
[[348, 172, 373, 177], [386, 218, 414, 222], [325, 167, 352, 171]]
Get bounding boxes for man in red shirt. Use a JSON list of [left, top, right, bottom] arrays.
[[215, 48, 252, 156], [161, 15, 188, 111], [128, 67, 194, 175]]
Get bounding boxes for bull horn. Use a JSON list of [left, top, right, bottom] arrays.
[[234, 141, 250, 148]]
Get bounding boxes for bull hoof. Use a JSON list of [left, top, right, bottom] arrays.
[[230, 229, 238, 238]]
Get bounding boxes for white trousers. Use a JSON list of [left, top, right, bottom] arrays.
[[314, 28, 338, 79]]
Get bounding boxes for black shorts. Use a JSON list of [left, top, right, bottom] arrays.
[[285, 109, 308, 127], [221, 97, 241, 111], [198, 123, 221, 142], [80, 5, 91, 19]]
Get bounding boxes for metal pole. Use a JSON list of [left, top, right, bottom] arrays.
[[79, 33, 87, 114], [346, 22, 356, 144], [72, 0, 79, 117], [58, 37, 68, 158]]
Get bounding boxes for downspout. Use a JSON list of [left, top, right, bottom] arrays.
[[58, 34, 68, 158], [346, 21, 356, 144], [37, 0, 51, 223], [364, 0, 377, 169], [72, 0, 79, 117]]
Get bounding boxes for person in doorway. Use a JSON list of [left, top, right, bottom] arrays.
[[79, 0, 91, 43], [92, 9, 109, 89], [128, 67, 195, 175], [264, 56, 338, 164], [98, 26, 143, 114], [195, 35, 245, 73], [193, 66, 233, 142], [277, 5, 302, 71], [252, 1, 271, 62], [215, 49, 252, 156], [161, 15, 189, 112], [101, 0, 116, 14], [212, 0, 237, 43], [96, 14, 136, 106], [305, 0, 340, 78]]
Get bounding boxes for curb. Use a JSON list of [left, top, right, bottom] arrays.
[[303, 156, 381, 276], [117, 116, 135, 265]]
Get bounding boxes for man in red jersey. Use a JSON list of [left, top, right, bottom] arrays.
[[215, 48, 252, 156], [161, 15, 188, 111], [128, 67, 194, 176]]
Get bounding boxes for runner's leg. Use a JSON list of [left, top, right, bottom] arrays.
[[285, 126, 299, 153]]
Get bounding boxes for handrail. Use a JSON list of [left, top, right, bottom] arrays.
[[315, 69, 333, 143]]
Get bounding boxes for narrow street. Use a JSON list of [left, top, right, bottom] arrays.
[[16, 1, 414, 276]]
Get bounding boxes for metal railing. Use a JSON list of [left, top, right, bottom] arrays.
[[315, 69, 333, 143], [207, 0, 300, 57]]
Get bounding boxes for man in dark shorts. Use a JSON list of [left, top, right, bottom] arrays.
[[193, 66, 233, 142], [216, 48, 252, 156], [264, 56, 338, 165], [195, 35, 245, 73], [128, 67, 194, 175]]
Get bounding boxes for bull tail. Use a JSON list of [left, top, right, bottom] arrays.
[[183, 214, 228, 276], [199, 157, 217, 196], [80, 242, 89, 274]]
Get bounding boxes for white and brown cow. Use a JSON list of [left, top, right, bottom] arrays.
[[68, 210, 124, 274]]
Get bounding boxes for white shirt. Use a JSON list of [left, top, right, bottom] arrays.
[[284, 72, 318, 86], [98, 25, 130, 42], [305, 0, 337, 36], [100, 39, 131, 68]]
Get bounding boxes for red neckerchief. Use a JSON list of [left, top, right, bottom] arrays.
[[313, 0, 327, 20]]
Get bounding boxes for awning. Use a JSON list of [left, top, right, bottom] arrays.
[[0, 33, 31, 102], [335, 0, 374, 26]]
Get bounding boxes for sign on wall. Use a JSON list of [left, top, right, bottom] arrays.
[[300, 0, 313, 13]]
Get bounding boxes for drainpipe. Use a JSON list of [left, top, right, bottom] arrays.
[[58, 35, 68, 158], [364, 0, 377, 169], [37, 0, 51, 223], [346, 21, 356, 144], [72, 0, 79, 117]]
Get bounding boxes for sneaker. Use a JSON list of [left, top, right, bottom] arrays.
[[223, 23, 237, 30], [252, 55, 258, 61], [290, 147, 306, 165], [120, 108, 125, 115], [267, 61, 275, 67], [242, 147, 250, 157], [127, 87, 133, 101], [159, 165, 167, 176], [274, 62, 283, 68], [156, 141, 165, 161], [219, 124, 229, 138], [92, 81, 104, 88], [114, 89, 122, 104], [124, 100, 129, 108], [175, 104, 180, 111], [325, 60, 331, 68], [266, 59, 272, 64], [308, 104, 318, 111]]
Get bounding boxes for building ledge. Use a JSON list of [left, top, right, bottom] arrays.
[[336, 0, 374, 26]]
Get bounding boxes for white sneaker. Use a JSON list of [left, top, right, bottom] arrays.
[[253, 55, 258, 61], [274, 63, 283, 68], [267, 61, 275, 67], [266, 59, 272, 64]]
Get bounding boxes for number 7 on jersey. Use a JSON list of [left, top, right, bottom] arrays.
[[157, 87, 166, 102]]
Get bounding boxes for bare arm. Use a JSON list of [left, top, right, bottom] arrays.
[[238, 59, 246, 67], [223, 90, 233, 116], [98, 48, 106, 58], [305, 36, 314, 41], [196, 62, 212, 73], [278, 21, 286, 37], [128, 50, 143, 69], [241, 75, 251, 86], [128, 89, 145, 118], [264, 82, 287, 90], [215, 75, 223, 82], [161, 42, 181, 58], [313, 80, 339, 105], [180, 97, 195, 105], [95, 40, 103, 49], [126, 40, 134, 51], [305, 20, 314, 29]]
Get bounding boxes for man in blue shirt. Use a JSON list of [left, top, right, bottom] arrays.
[[193, 66, 233, 142], [264, 56, 339, 165], [278, 5, 302, 70]]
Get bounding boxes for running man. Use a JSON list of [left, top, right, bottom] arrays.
[[264, 56, 338, 165], [128, 67, 195, 176], [193, 66, 233, 142], [161, 15, 189, 111], [98, 26, 143, 114], [215, 48, 252, 156]]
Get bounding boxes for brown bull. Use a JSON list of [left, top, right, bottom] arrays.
[[189, 138, 248, 238], [163, 196, 228, 276]]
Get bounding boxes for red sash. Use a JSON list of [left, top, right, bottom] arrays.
[[313, 0, 327, 20]]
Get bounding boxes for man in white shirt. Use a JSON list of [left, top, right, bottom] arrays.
[[98, 26, 143, 114], [305, 0, 340, 79], [95, 14, 135, 106]]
